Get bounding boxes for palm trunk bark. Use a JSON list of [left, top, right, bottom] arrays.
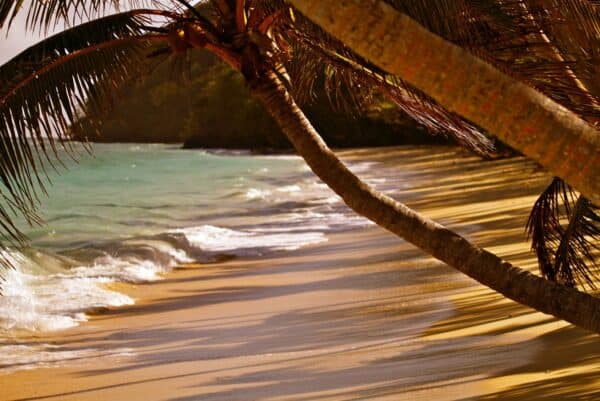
[[288, 0, 600, 204], [248, 70, 600, 333]]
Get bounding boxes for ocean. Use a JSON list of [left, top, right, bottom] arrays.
[[0, 143, 388, 336]]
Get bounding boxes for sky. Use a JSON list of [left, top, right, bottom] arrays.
[[1, 12, 64, 64], [0, 0, 187, 64], [1, 14, 38, 64], [0, 1, 136, 64], [0, 1, 196, 64]]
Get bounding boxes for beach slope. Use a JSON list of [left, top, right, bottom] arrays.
[[1, 147, 598, 401]]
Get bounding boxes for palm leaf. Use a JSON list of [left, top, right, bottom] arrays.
[[0, 0, 22, 28], [527, 178, 575, 282], [275, 5, 495, 155], [0, 11, 160, 248], [385, 0, 600, 121], [530, 0, 600, 52], [527, 177, 600, 288], [554, 196, 600, 288], [0, 0, 149, 31], [526, 0, 600, 105], [382, 0, 600, 287]]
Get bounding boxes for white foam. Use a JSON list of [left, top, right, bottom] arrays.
[[0, 248, 185, 333], [245, 188, 272, 200], [0, 257, 134, 333], [121, 239, 195, 266], [277, 185, 301, 193], [172, 225, 327, 255], [168, 248, 194, 264], [0, 343, 134, 373], [281, 209, 373, 231], [0, 156, 388, 339], [0, 265, 76, 332], [69, 255, 166, 283]]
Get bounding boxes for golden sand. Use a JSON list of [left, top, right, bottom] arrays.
[[1, 146, 598, 401]]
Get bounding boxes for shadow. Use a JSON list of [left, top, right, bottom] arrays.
[[470, 326, 600, 401], [4, 146, 598, 401]]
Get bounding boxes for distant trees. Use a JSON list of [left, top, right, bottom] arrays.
[[73, 51, 431, 149], [73, 51, 286, 146]]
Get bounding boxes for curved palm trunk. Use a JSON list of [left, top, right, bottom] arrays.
[[248, 70, 600, 333], [289, 0, 600, 204]]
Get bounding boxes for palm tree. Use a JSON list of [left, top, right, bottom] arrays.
[[290, 0, 600, 203], [289, 0, 600, 292], [0, 0, 599, 332]]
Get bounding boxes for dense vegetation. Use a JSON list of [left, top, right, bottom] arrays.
[[73, 51, 444, 149]]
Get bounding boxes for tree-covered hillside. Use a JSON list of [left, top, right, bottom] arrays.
[[73, 51, 445, 149]]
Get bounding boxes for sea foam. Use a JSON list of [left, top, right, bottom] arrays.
[[171, 225, 327, 255], [0, 251, 134, 332], [0, 150, 386, 336]]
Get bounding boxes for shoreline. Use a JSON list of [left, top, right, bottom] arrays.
[[1, 146, 598, 400]]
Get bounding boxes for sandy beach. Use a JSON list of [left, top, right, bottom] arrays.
[[1, 147, 598, 401]]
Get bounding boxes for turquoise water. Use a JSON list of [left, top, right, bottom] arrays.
[[27, 144, 310, 249], [0, 143, 376, 334]]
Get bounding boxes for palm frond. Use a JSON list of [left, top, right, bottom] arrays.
[[0, 0, 22, 28], [385, 0, 600, 122], [527, 177, 600, 288], [554, 196, 600, 288], [526, 0, 600, 106], [0, 0, 161, 31], [278, 5, 495, 155], [381, 0, 600, 287], [0, 11, 161, 247], [527, 177, 570, 282], [1, 0, 112, 30], [529, 0, 600, 55]]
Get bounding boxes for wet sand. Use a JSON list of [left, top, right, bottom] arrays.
[[1, 146, 598, 401]]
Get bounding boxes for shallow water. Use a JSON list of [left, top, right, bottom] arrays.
[[0, 144, 387, 335]]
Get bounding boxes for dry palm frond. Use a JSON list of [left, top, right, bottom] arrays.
[[1, 0, 119, 30], [527, 177, 600, 288], [385, 0, 600, 122], [554, 196, 600, 288], [275, 5, 495, 155]]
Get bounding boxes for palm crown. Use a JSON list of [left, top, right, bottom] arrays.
[[0, 0, 598, 294]]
